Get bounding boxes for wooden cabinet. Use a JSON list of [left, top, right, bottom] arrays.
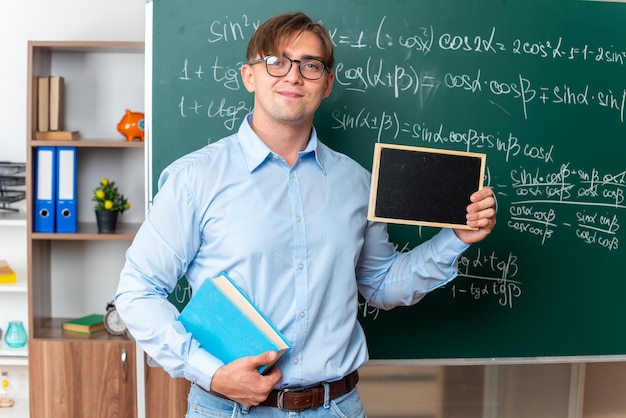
[[29, 339, 136, 417], [25, 41, 145, 417], [145, 357, 191, 418]]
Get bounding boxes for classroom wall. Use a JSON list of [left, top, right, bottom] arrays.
[[0, 0, 145, 164]]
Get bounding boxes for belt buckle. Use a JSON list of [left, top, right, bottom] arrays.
[[277, 387, 307, 412]]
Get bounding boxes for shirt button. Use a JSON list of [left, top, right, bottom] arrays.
[[298, 263, 304, 270], [299, 312, 305, 318], [293, 358, 299, 365], [295, 216, 301, 222]]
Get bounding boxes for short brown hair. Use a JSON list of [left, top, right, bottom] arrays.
[[246, 12, 335, 70]]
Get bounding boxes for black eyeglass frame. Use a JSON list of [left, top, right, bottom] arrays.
[[249, 55, 330, 80]]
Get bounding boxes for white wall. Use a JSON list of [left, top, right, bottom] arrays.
[[0, 0, 146, 163]]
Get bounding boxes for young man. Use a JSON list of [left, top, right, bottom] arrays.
[[115, 12, 496, 417]]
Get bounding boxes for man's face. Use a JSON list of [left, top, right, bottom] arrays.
[[241, 30, 334, 128]]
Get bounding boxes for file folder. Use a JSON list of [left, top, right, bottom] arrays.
[[34, 146, 56, 232], [56, 146, 77, 233]]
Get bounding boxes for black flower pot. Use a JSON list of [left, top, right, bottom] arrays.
[[95, 210, 119, 233]]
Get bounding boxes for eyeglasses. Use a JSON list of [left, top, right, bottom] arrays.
[[249, 55, 329, 80]]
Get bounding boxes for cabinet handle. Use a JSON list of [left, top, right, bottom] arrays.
[[121, 348, 128, 382]]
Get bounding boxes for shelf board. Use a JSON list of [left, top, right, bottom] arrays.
[[0, 340, 28, 360], [30, 40, 144, 54], [33, 317, 133, 343], [0, 212, 26, 226], [31, 222, 140, 241], [0, 357, 28, 367], [0, 277, 28, 293], [31, 139, 144, 148], [0, 398, 30, 417]]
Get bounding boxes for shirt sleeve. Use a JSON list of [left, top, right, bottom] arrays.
[[357, 223, 470, 311], [114, 164, 223, 390]]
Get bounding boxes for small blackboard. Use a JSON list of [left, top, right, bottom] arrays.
[[368, 144, 486, 230]]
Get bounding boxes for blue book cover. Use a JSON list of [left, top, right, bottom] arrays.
[[178, 272, 290, 374]]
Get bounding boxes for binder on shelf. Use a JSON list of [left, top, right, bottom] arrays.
[[34, 146, 56, 232], [56, 146, 77, 233]]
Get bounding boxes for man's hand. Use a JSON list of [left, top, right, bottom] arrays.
[[454, 187, 496, 244], [210, 351, 282, 407]]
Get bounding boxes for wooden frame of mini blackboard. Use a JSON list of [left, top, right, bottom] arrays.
[[368, 143, 486, 230]]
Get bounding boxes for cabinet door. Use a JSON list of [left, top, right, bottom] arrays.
[[29, 339, 137, 418], [145, 358, 191, 418]]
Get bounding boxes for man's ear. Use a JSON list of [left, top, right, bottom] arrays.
[[323, 71, 335, 99], [241, 64, 255, 93]]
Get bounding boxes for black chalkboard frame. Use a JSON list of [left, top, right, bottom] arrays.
[[368, 143, 486, 230]]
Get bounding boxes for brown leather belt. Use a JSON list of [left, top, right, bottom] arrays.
[[206, 370, 359, 412]]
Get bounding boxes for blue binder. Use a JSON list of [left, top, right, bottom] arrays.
[[34, 147, 56, 232], [56, 147, 77, 233]]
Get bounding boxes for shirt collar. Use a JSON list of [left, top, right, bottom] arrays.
[[238, 113, 326, 174]]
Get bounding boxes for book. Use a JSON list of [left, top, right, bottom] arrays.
[[49, 76, 65, 131], [0, 260, 16, 284], [0, 269, 17, 284], [37, 76, 50, 132], [62, 313, 106, 334], [178, 272, 291, 374], [0, 259, 10, 275], [35, 130, 80, 141]]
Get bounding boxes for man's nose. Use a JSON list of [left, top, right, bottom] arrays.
[[283, 60, 304, 82]]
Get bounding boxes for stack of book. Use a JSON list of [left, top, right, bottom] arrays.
[[62, 313, 105, 334], [36, 75, 79, 141], [0, 260, 16, 284]]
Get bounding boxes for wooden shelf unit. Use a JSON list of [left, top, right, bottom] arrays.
[[24, 39, 191, 418], [26, 41, 145, 418]]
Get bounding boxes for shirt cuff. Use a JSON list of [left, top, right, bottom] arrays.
[[435, 228, 471, 258], [184, 347, 224, 391]]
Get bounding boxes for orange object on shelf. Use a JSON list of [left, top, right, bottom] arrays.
[[116, 109, 144, 142]]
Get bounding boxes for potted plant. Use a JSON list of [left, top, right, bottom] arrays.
[[92, 177, 131, 233]]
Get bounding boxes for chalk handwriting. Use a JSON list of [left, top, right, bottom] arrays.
[[359, 248, 523, 317], [207, 15, 259, 43], [507, 163, 625, 247], [171, 281, 192, 304], [202, 15, 626, 65], [330, 107, 554, 163], [168, 15, 626, 259]]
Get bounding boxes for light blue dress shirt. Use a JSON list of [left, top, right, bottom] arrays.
[[115, 114, 469, 391]]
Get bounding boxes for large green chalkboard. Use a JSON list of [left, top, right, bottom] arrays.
[[149, 0, 626, 361]]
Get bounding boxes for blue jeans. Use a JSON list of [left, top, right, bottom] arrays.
[[185, 383, 366, 417]]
